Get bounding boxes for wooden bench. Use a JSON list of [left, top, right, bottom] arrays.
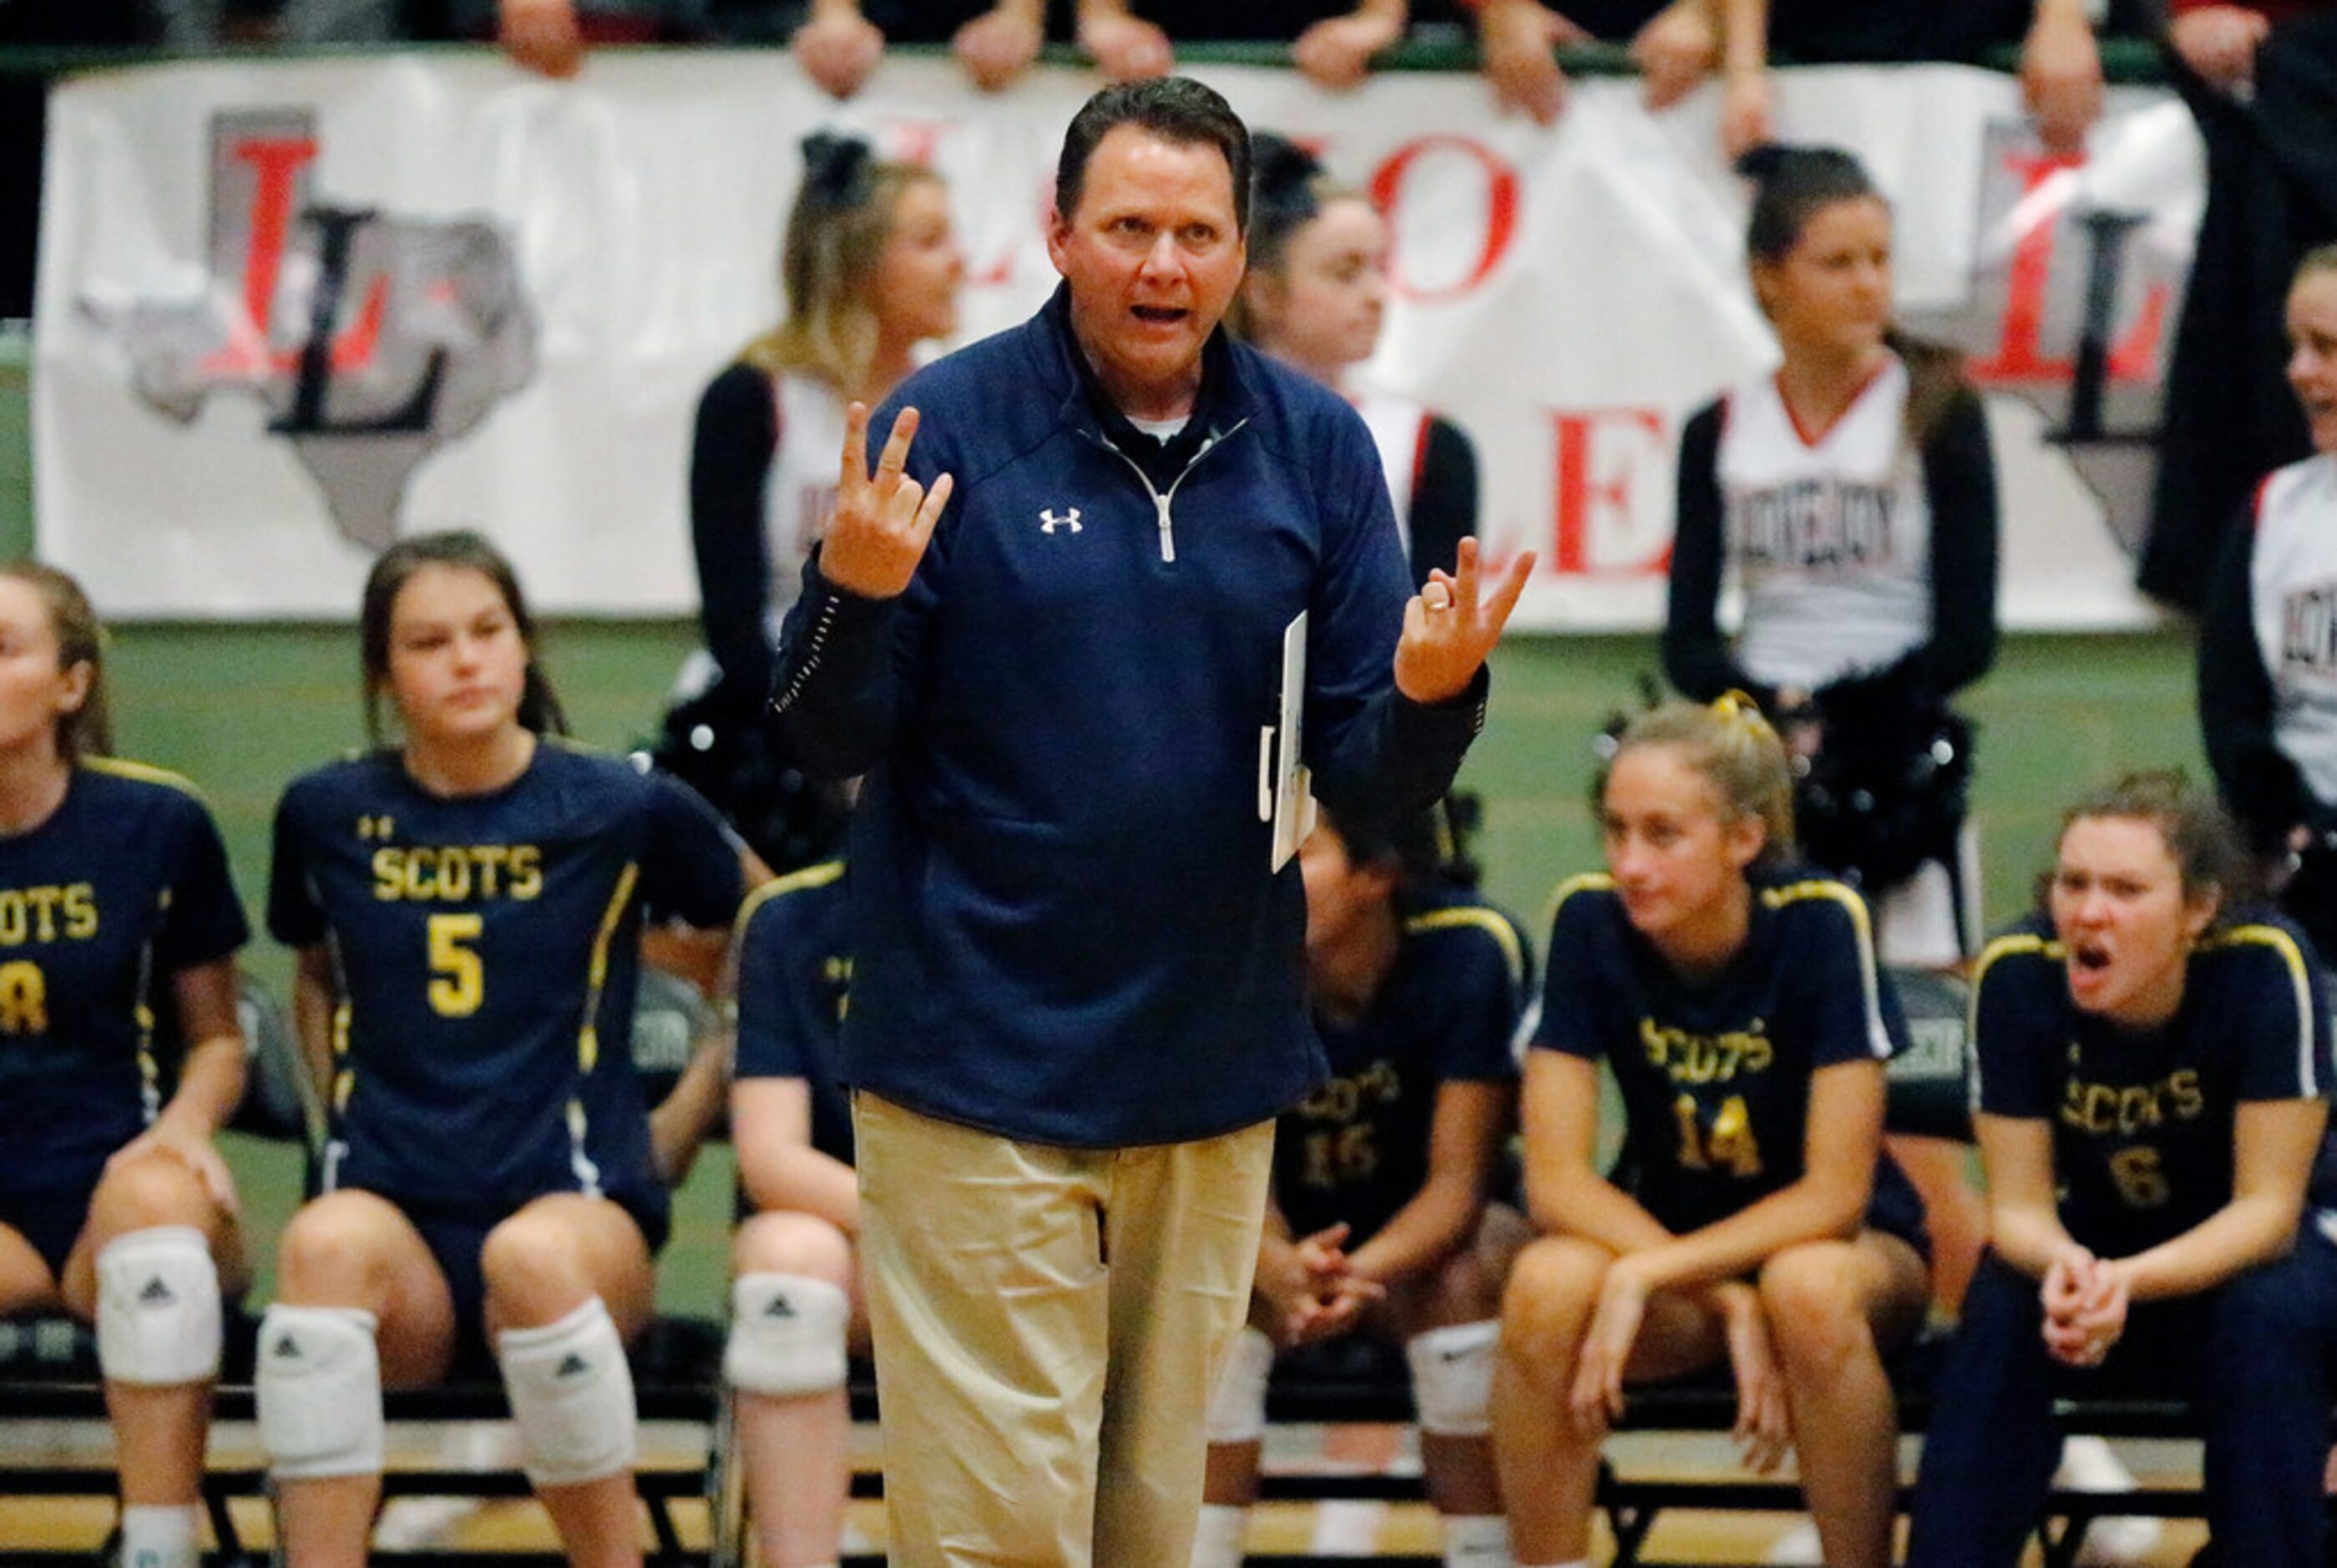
[[0, 1314, 736, 1568]]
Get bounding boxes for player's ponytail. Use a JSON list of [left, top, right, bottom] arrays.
[[0, 560, 114, 762], [360, 529, 570, 745], [1606, 695, 1796, 867]]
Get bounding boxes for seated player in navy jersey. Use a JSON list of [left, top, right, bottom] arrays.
[[1491, 696, 1930, 1568], [256, 531, 756, 1568], [1192, 805, 1533, 1568], [1906, 774, 2337, 1566], [720, 855, 862, 1568], [0, 563, 250, 1568]]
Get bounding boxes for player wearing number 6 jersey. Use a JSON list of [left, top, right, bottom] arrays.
[[1906, 774, 2337, 1566], [0, 563, 250, 1568], [1491, 697, 1929, 1568], [260, 532, 751, 1568]]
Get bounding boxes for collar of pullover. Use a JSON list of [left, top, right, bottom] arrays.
[[1040, 284, 1247, 492]]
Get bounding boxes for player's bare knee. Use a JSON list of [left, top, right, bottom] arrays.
[[87, 1149, 214, 1237], [274, 1201, 396, 1307], [731, 1210, 852, 1286], [480, 1211, 592, 1317], [1500, 1237, 1607, 1372], [1758, 1244, 1867, 1373]]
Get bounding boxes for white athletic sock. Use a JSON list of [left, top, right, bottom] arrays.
[[1191, 1503, 1248, 1568], [1442, 1513, 1510, 1566], [119, 1504, 199, 1568]]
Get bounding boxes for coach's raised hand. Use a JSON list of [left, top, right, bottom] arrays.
[[1394, 537, 1536, 703], [823, 402, 955, 600]]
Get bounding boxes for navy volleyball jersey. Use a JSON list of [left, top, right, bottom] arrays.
[[0, 761, 247, 1196], [1276, 889, 1531, 1245], [732, 859, 854, 1167], [1535, 868, 1912, 1236], [1970, 911, 2337, 1258], [268, 743, 745, 1225]]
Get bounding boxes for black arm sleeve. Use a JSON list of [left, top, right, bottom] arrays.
[[1406, 415, 1477, 589], [689, 362, 780, 699], [765, 549, 906, 781], [1911, 387, 2001, 697], [1662, 399, 1773, 710], [2199, 502, 2307, 852]]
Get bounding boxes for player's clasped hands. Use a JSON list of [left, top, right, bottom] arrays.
[[1256, 1222, 1387, 1347], [2041, 1247, 2129, 1367], [1395, 538, 1536, 705], [824, 402, 956, 601]]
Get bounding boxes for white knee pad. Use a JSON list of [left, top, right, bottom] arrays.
[[496, 1297, 638, 1487], [1205, 1326, 1275, 1445], [1406, 1319, 1498, 1438], [95, 1226, 222, 1387], [255, 1304, 383, 1479], [724, 1272, 849, 1397]]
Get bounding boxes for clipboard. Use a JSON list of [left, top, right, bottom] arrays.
[[1257, 611, 1315, 872]]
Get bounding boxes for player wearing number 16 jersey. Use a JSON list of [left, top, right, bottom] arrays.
[[257, 532, 751, 1568], [1907, 775, 2337, 1566]]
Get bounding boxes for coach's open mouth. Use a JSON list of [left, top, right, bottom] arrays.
[[1131, 305, 1186, 324]]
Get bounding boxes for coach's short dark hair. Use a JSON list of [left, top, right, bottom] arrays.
[[1055, 77, 1252, 233]]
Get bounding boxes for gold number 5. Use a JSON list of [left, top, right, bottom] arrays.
[[427, 913, 483, 1018]]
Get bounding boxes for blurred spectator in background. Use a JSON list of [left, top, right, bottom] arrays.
[[276, 0, 1050, 85], [1710, 0, 2108, 158], [1231, 134, 1476, 586], [655, 131, 959, 874], [2142, 2, 2337, 609], [2198, 245, 2337, 962], [1070, 0, 1426, 89], [1462, 0, 1717, 124], [785, 0, 1056, 97]]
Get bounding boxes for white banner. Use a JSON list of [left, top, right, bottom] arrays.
[[33, 53, 2198, 626]]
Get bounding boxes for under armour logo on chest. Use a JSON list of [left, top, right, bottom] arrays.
[[1040, 507, 1082, 534]]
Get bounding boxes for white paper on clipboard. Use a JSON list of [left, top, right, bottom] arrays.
[[1267, 611, 1315, 871]]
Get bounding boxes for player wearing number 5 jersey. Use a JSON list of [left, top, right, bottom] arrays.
[[1492, 697, 1928, 1568], [259, 532, 751, 1568], [0, 563, 250, 1568], [1906, 774, 2337, 1566]]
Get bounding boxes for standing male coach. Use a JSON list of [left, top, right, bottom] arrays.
[[766, 75, 1533, 1568]]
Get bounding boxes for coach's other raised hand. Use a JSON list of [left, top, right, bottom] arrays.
[[825, 402, 954, 600], [1394, 537, 1535, 704]]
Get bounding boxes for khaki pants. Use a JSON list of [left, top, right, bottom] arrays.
[[853, 1092, 1274, 1568]]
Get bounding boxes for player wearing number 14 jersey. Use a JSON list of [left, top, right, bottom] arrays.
[[1492, 699, 1929, 1568]]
